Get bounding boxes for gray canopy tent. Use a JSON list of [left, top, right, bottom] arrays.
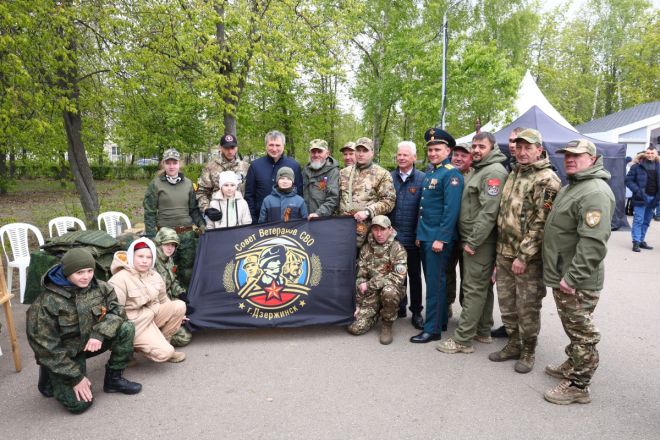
[[492, 106, 629, 230]]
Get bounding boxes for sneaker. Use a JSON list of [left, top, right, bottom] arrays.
[[488, 340, 521, 362], [436, 338, 474, 354], [545, 360, 571, 379], [640, 241, 653, 250], [544, 379, 591, 405], [168, 351, 186, 363], [474, 334, 493, 344]]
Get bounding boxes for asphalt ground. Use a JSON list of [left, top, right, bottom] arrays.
[[1, 224, 659, 440]]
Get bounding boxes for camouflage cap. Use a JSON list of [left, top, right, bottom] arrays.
[[557, 139, 597, 156], [163, 148, 181, 161], [340, 142, 356, 152], [371, 215, 391, 229], [155, 227, 180, 246], [514, 128, 543, 145], [453, 142, 471, 153], [309, 139, 329, 152], [355, 137, 373, 151]]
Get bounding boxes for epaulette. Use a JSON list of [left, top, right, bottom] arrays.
[[444, 164, 454, 170]]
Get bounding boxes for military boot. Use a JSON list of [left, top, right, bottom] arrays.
[[545, 359, 572, 379], [379, 322, 393, 345], [543, 379, 591, 405], [103, 368, 142, 394], [514, 342, 536, 373], [488, 337, 521, 362], [38, 365, 53, 398], [632, 242, 641, 252]]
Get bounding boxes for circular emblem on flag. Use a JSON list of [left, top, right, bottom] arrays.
[[223, 236, 322, 317]]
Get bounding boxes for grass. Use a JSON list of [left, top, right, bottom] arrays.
[[0, 178, 150, 233]]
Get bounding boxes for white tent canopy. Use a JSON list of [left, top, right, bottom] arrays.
[[456, 71, 575, 143]]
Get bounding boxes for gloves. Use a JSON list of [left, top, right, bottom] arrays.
[[205, 208, 223, 222]]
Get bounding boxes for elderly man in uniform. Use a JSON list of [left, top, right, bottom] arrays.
[[340, 142, 356, 167], [489, 129, 561, 373], [245, 130, 304, 222], [26, 248, 142, 414], [410, 128, 463, 343], [197, 133, 251, 222], [389, 140, 426, 329], [348, 215, 407, 345], [542, 139, 615, 405], [437, 131, 508, 354], [446, 142, 472, 317], [338, 137, 396, 247], [302, 139, 340, 219]]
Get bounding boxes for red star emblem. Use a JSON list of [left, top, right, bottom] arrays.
[[264, 281, 284, 301]]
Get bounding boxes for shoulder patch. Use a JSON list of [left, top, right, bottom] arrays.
[[449, 176, 460, 186], [394, 264, 407, 275], [444, 164, 454, 170], [543, 188, 557, 210], [486, 178, 501, 196], [585, 209, 602, 228]]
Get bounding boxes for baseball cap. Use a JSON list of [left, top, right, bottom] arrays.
[[309, 139, 329, 151], [556, 139, 597, 156], [453, 142, 471, 154], [163, 148, 181, 161], [514, 128, 543, 145], [355, 137, 373, 151], [371, 215, 391, 228], [340, 142, 356, 152], [220, 134, 237, 148]]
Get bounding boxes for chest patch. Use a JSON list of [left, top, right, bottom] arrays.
[[585, 209, 602, 228]]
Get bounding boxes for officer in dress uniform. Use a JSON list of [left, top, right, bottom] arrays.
[[410, 128, 464, 343]]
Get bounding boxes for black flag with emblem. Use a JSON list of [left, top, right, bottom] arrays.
[[187, 217, 356, 329]]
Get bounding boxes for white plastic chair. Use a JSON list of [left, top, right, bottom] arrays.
[[48, 216, 87, 237], [0, 223, 45, 303], [97, 211, 132, 238]]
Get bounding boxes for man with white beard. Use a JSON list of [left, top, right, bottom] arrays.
[[302, 139, 340, 218]]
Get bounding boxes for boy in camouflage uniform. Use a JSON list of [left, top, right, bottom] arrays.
[[26, 248, 141, 414], [338, 137, 396, 247], [489, 129, 561, 373], [348, 216, 407, 345], [154, 228, 193, 347]]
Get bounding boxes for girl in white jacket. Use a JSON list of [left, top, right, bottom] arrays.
[[206, 171, 252, 229]]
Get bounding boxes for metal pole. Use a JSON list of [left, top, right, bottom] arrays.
[[440, 10, 448, 129]]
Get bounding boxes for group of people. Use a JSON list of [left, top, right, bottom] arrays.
[[26, 125, 617, 414]]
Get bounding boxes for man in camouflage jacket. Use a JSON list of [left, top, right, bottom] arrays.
[[338, 137, 396, 247], [348, 216, 407, 345], [489, 129, 561, 374], [26, 248, 141, 414], [196, 133, 251, 212]]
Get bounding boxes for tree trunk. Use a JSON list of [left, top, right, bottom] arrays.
[[0, 147, 7, 195], [9, 150, 15, 178], [223, 108, 237, 136], [63, 108, 100, 223]]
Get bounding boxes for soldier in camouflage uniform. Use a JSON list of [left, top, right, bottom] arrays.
[[154, 228, 192, 347], [339, 137, 396, 247], [196, 133, 251, 214], [542, 140, 615, 405], [348, 216, 407, 345], [489, 129, 561, 373], [26, 248, 141, 414]]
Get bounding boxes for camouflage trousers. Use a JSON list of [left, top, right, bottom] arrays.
[[170, 325, 192, 347], [349, 284, 404, 335], [495, 255, 547, 346], [173, 231, 198, 289], [43, 321, 135, 414], [552, 287, 601, 388]]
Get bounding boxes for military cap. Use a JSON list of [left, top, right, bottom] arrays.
[[309, 139, 329, 152], [355, 137, 373, 151], [155, 227, 180, 246], [340, 142, 356, 152], [259, 245, 286, 268], [371, 215, 392, 229], [557, 139, 597, 156], [515, 128, 543, 145], [162, 148, 181, 161], [454, 142, 471, 154], [220, 134, 238, 148], [424, 128, 456, 148], [61, 248, 96, 277]]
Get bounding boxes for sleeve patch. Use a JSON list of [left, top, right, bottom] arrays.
[[486, 178, 501, 196], [543, 188, 557, 210], [450, 176, 460, 186], [585, 209, 602, 228], [394, 264, 407, 275]]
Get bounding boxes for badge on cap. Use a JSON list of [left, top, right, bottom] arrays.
[[585, 209, 602, 228], [486, 178, 501, 196]]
